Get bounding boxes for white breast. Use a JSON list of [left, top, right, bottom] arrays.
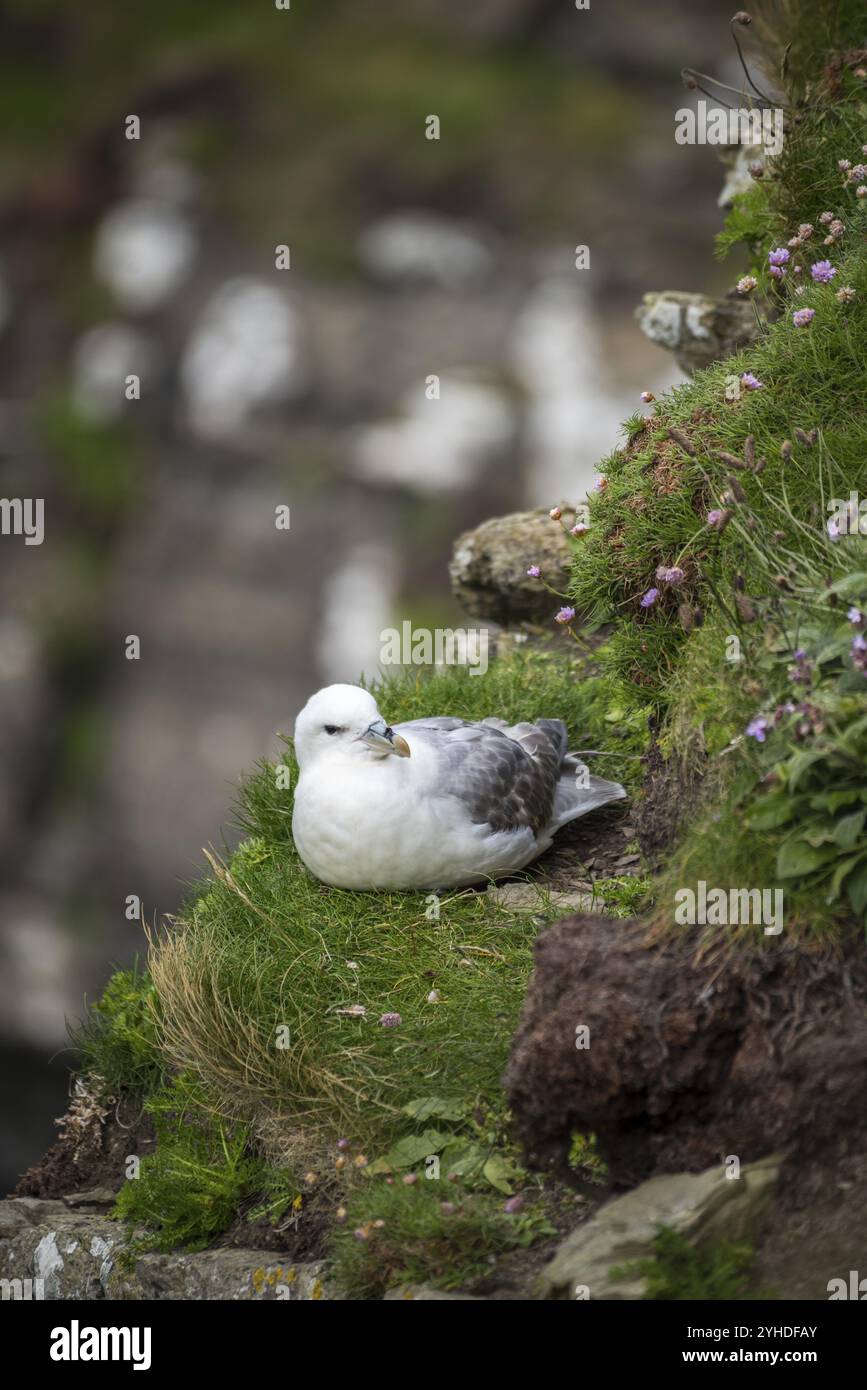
[[292, 750, 542, 890]]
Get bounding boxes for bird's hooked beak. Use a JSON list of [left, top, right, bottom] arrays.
[[359, 717, 411, 758]]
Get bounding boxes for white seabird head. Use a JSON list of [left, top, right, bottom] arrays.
[[294, 684, 411, 768]]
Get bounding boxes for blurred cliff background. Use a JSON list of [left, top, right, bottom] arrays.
[[0, 0, 737, 1187]]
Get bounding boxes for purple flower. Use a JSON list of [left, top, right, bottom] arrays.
[[788, 650, 813, 685], [827, 518, 840, 540], [555, 606, 576, 625], [640, 588, 659, 608], [847, 606, 863, 624], [503, 1196, 526, 1215], [571, 523, 588, 537], [852, 635, 867, 673], [379, 1012, 402, 1028], [810, 260, 836, 283], [707, 509, 724, 527], [526, 564, 540, 578], [741, 372, 764, 390], [792, 307, 815, 327], [746, 716, 769, 743], [768, 247, 790, 266], [655, 565, 685, 586], [337, 1138, 350, 1150], [594, 475, 608, 492], [769, 265, 784, 279]]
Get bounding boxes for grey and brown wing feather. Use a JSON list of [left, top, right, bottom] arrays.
[[393, 715, 578, 835]]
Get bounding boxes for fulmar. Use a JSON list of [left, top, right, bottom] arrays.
[[291, 683, 626, 891]]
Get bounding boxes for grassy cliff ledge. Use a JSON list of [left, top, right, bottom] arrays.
[[571, 0, 867, 940]]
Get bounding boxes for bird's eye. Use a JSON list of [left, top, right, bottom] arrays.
[[324, 724, 341, 735]]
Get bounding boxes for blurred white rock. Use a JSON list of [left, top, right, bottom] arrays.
[[352, 375, 514, 495], [72, 322, 155, 424], [94, 199, 197, 313], [358, 212, 494, 288], [181, 277, 306, 441], [0, 906, 77, 1047], [510, 271, 676, 505], [0, 617, 39, 683], [315, 543, 398, 685]]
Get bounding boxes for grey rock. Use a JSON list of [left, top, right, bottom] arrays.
[[487, 882, 599, 915], [110, 1251, 327, 1302], [541, 1155, 780, 1300], [0, 1199, 328, 1301], [636, 291, 762, 376], [449, 509, 574, 625], [62, 1187, 119, 1211], [0, 1197, 70, 1241]]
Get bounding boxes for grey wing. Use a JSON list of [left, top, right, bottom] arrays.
[[393, 717, 560, 834]]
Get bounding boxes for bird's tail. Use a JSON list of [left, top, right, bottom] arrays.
[[551, 757, 627, 829], [480, 716, 626, 828]]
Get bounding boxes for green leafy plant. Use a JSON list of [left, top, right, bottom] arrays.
[[113, 1074, 261, 1252], [72, 963, 164, 1098], [742, 592, 867, 926], [366, 1095, 525, 1194], [611, 1227, 766, 1301]]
